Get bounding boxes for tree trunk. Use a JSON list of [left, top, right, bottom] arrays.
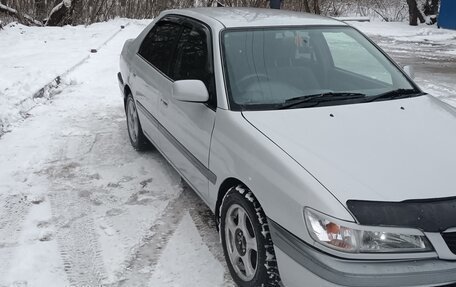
[[302, 0, 310, 12], [407, 0, 419, 25], [423, 0, 440, 15], [417, 7, 425, 23], [312, 0, 320, 14], [71, 0, 83, 24], [46, 0, 69, 26], [90, 0, 107, 23], [431, 0, 440, 14], [35, 0, 46, 21], [47, 0, 87, 26]]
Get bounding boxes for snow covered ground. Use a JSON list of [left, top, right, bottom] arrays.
[[350, 21, 456, 106], [0, 18, 455, 287], [0, 20, 138, 136], [0, 19, 231, 287], [352, 21, 456, 47]]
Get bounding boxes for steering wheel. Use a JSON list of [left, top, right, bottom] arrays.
[[237, 73, 269, 90]]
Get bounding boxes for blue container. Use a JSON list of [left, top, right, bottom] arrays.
[[439, 0, 456, 30]]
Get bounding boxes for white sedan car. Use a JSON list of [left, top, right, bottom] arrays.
[[118, 7, 456, 287]]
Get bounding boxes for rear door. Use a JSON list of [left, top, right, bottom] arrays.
[[157, 18, 217, 200], [131, 17, 182, 147]]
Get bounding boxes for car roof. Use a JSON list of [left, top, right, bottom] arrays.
[[165, 7, 347, 28]]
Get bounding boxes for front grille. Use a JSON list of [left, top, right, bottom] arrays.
[[442, 232, 456, 254]]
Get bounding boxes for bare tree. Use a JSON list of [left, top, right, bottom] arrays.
[[407, 0, 425, 25], [423, 0, 439, 15], [302, 0, 310, 12], [312, 0, 320, 14], [0, 1, 43, 25], [34, 0, 45, 21], [71, 0, 82, 24], [45, 0, 69, 25], [2, 0, 433, 27]]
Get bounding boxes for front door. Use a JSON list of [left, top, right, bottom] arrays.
[[157, 19, 217, 200]]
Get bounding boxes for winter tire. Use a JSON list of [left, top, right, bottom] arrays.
[[125, 94, 150, 151], [220, 184, 281, 287]]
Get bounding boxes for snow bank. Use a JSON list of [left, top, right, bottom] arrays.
[[350, 21, 456, 44], [0, 18, 149, 137]]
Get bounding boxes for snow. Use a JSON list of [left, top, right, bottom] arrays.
[[352, 21, 456, 107], [351, 21, 456, 47], [0, 18, 455, 287], [0, 17, 233, 287], [148, 212, 226, 287], [334, 16, 371, 22], [0, 19, 146, 136]]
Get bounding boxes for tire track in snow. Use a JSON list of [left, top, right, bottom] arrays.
[[187, 192, 235, 287], [27, 22, 145, 285], [116, 184, 189, 287], [49, 187, 106, 285], [0, 195, 30, 280], [116, 182, 234, 287], [43, 133, 107, 285]]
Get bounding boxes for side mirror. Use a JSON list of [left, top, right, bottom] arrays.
[[172, 80, 209, 103], [403, 65, 415, 80]]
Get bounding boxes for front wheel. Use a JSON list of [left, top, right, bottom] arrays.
[[220, 185, 281, 286]]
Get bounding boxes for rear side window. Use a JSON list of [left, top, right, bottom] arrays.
[[138, 21, 181, 77], [172, 25, 216, 108]]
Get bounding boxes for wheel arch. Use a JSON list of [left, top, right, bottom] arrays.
[[215, 177, 264, 227]]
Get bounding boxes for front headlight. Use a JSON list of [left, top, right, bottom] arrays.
[[304, 208, 433, 253]]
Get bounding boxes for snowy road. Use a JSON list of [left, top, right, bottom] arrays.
[[1, 20, 455, 287], [0, 21, 231, 286], [351, 21, 456, 106], [371, 35, 456, 104]]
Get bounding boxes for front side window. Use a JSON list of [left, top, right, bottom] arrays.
[[222, 26, 419, 111], [138, 21, 181, 77], [172, 25, 216, 108]]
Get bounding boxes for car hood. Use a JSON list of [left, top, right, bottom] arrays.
[[242, 95, 456, 205]]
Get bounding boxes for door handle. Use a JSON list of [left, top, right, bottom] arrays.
[[160, 98, 168, 107]]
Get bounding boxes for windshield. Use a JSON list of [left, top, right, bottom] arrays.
[[221, 26, 420, 111]]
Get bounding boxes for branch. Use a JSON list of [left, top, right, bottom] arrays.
[[0, 3, 43, 26], [92, 0, 108, 23], [372, 8, 389, 22]]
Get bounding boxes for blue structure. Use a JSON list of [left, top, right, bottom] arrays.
[[439, 0, 456, 30]]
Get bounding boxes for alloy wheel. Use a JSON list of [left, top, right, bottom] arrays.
[[224, 203, 258, 281]]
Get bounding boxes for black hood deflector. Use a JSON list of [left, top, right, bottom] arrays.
[[347, 197, 456, 232]]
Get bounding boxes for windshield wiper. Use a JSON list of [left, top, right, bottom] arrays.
[[367, 88, 425, 103], [280, 92, 367, 109]]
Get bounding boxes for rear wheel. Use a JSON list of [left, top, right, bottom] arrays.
[[126, 94, 150, 151], [220, 185, 281, 286]]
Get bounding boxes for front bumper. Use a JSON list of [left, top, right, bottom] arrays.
[[269, 220, 456, 287]]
